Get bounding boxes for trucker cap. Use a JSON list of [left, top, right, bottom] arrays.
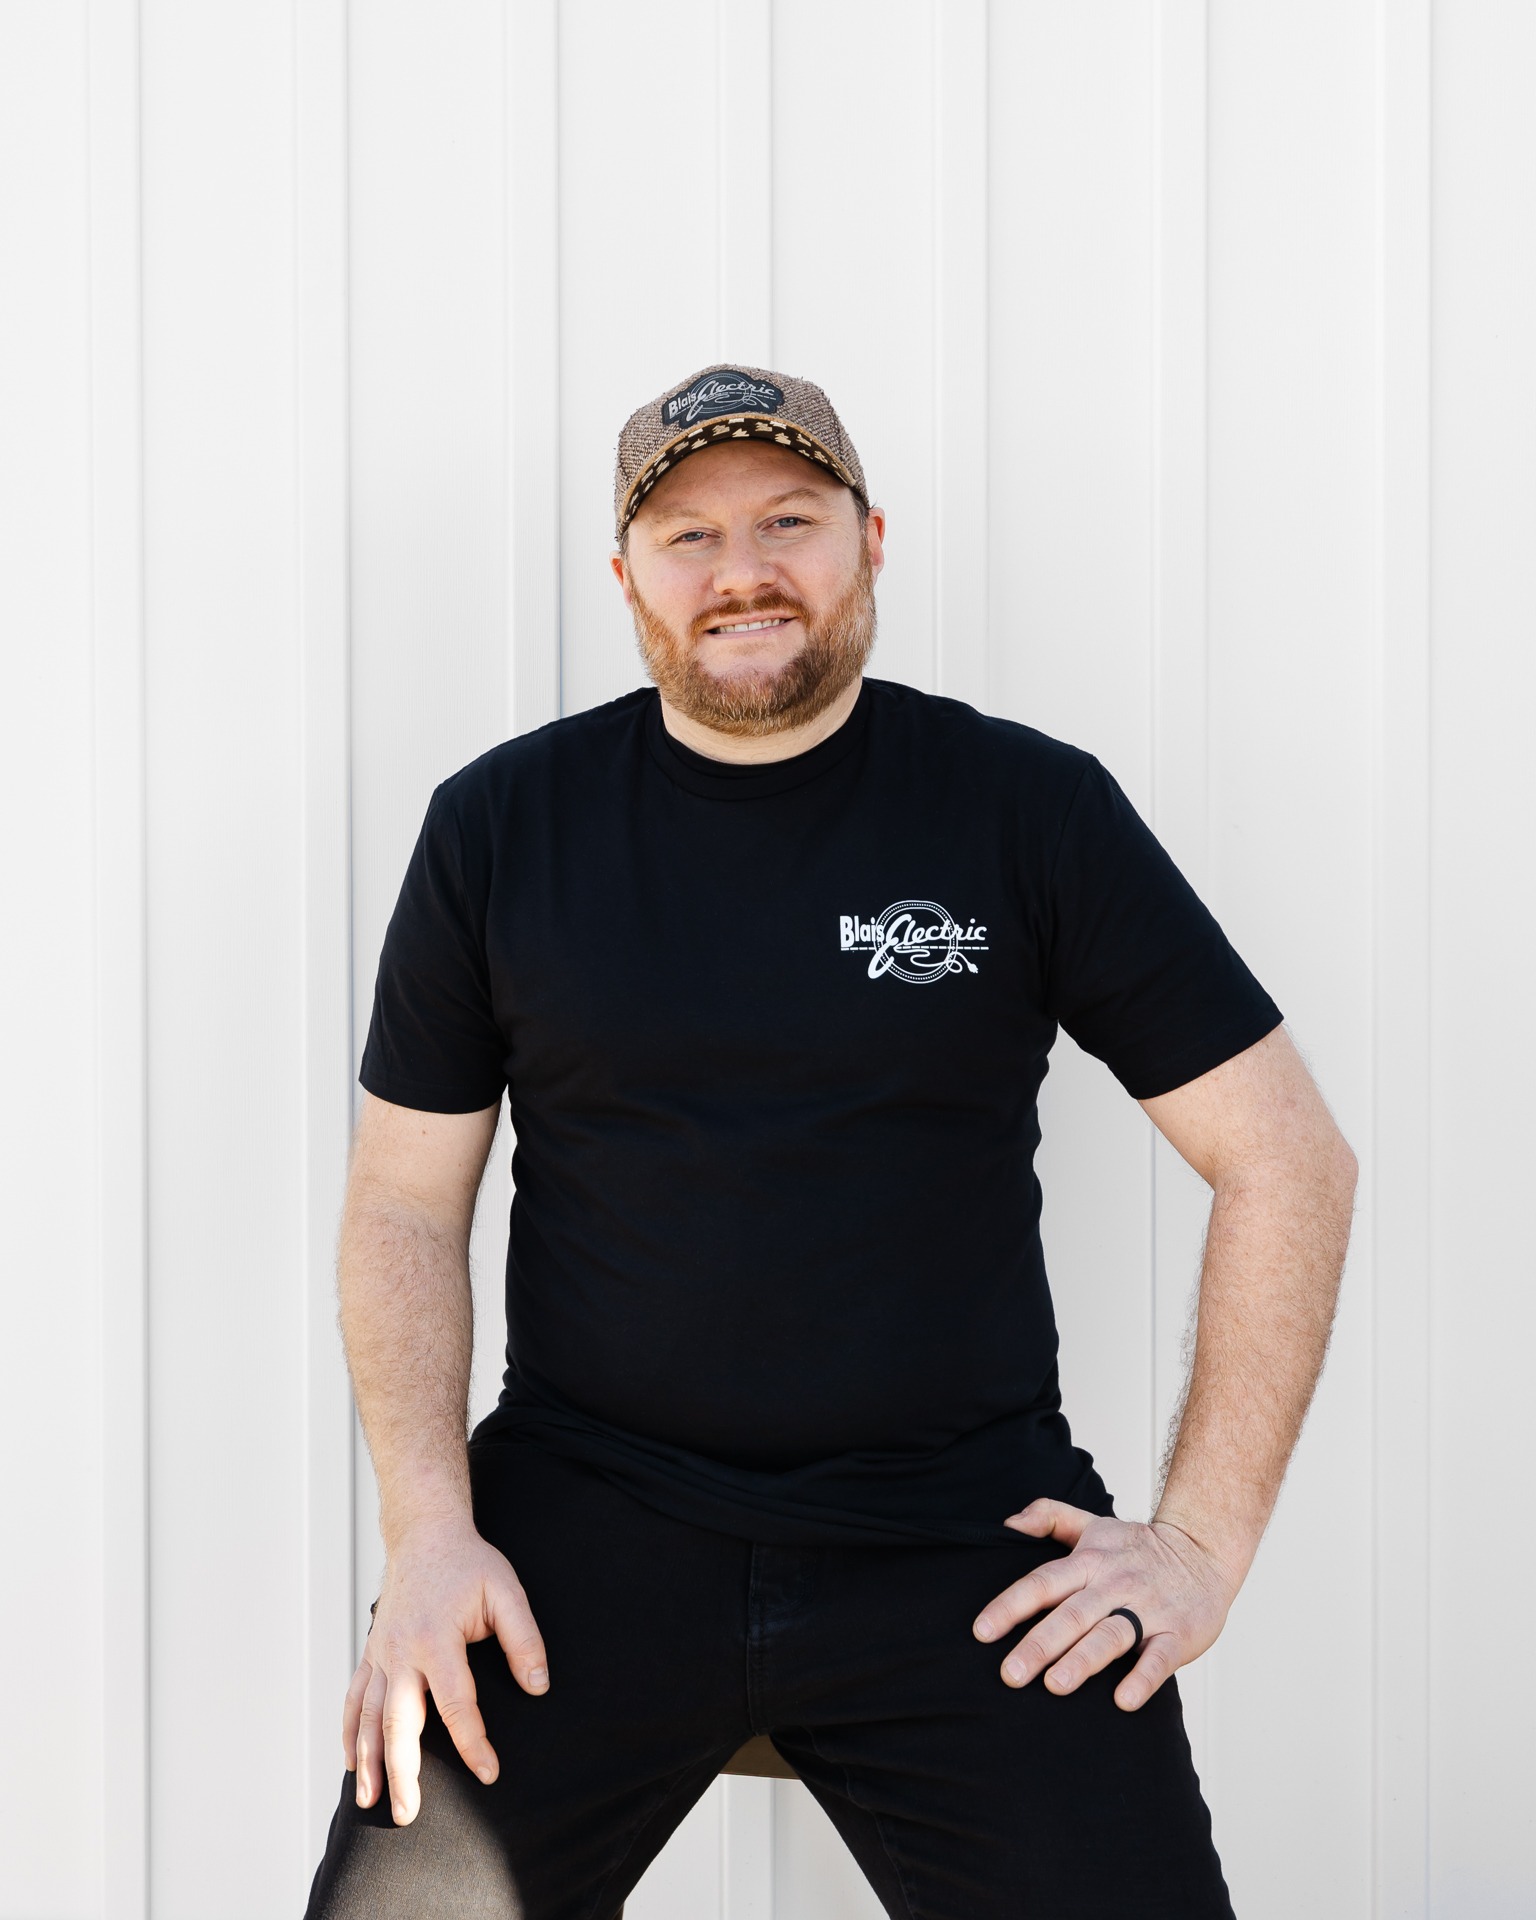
[[612, 362, 871, 545]]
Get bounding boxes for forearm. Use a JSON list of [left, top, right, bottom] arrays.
[[337, 1189, 477, 1550], [1151, 1151, 1356, 1586]]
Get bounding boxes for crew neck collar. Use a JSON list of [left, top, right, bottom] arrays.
[[644, 678, 872, 800]]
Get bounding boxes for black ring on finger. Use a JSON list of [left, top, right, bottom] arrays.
[[1107, 1605, 1143, 1652]]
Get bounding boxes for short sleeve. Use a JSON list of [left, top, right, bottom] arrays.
[[357, 782, 508, 1114], [1042, 755, 1284, 1099]]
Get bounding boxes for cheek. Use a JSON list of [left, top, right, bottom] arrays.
[[633, 567, 701, 631]]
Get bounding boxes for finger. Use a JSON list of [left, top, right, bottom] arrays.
[[342, 1657, 372, 1770], [355, 1659, 388, 1808], [425, 1645, 499, 1785], [999, 1590, 1112, 1687], [1112, 1632, 1179, 1712], [1000, 1497, 1095, 1546], [1039, 1610, 1142, 1695], [973, 1551, 1092, 1643], [490, 1583, 550, 1696], [382, 1666, 428, 1826]]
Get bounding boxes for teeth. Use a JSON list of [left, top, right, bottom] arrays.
[[711, 617, 792, 633]]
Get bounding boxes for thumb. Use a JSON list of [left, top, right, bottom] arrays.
[[489, 1579, 551, 1695], [1002, 1497, 1093, 1546]]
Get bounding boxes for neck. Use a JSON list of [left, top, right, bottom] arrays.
[[657, 674, 863, 764]]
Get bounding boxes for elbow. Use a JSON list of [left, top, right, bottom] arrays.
[[1329, 1130, 1361, 1202], [1212, 1124, 1359, 1211]]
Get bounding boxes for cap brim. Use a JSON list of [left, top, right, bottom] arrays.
[[617, 414, 862, 540]]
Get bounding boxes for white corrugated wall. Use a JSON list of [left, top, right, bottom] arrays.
[[3, 2, 1531, 1914]]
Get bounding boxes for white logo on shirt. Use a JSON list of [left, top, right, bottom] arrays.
[[838, 900, 988, 984]]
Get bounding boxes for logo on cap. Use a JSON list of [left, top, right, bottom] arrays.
[[662, 371, 784, 431]]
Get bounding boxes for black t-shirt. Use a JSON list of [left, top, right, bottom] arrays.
[[358, 676, 1283, 1548]]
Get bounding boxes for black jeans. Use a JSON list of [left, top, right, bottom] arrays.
[[304, 1442, 1235, 1919]]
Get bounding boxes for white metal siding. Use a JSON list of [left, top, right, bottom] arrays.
[[3, 2, 1531, 1914]]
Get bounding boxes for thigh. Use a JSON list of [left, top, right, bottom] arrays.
[[767, 1537, 1236, 1920], [304, 1444, 754, 1920]]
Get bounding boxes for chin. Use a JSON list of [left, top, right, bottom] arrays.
[[702, 657, 799, 692]]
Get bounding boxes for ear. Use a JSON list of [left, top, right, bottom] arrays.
[[864, 505, 886, 579], [609, 552, 631, 604]]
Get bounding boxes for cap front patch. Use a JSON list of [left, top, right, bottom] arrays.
[[662, 370, 785, 431]]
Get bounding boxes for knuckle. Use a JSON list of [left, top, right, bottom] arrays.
[[421, 1638, 467, 1676], [1007, 1580, 1043, 1619], [435, 1693, 479, 1729], [495, 1603, 541, 1647]]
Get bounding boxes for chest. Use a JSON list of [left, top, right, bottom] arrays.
[[485, 784, 1054, 1114]]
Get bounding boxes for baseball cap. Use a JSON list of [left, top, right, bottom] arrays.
[[612, 362, 871, 546]]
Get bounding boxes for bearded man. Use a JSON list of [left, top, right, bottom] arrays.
[[304, 364, 1357, 1919]]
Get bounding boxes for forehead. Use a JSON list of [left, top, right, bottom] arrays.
[[635, 438, 848, 526]]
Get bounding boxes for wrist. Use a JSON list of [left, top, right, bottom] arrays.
[[1149, 1506, 1256, 1594], [379, 1465, 475, 1554]]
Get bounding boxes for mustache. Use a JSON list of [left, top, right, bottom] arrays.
[[696, 600, 808, 633]]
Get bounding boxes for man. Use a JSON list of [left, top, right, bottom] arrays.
[[304, 363, 1357, 1919]]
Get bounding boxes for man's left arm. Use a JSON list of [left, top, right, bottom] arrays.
[[971, 1022, 1358, 1711]]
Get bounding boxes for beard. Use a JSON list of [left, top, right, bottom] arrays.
[[629, 539, 878, 738]]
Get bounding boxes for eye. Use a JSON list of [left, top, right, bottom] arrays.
[[670, 516, 807, 545]]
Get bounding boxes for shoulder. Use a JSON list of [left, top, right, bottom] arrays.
[[429, 687, 652, 818], [862, 677, 1099, 807]]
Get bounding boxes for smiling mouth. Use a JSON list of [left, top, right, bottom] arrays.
[[705, 615, 798, 635]]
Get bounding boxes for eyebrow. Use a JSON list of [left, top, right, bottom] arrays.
[[644, 486, 831, 525]]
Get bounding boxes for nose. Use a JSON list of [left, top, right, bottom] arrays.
[[709, 525, 782, 602]]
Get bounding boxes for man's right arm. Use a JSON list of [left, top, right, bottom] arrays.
[[337, 1090, 551, 1827]]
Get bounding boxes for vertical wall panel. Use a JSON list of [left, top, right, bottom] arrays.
[[557, 0, 720, 717], [1372, 2, 1432, 1913], [140, 2, 312, 1909], [774, 0, 934, 698], [295, 0, 357, 1864], [1427, 4, 1536, 1913], [1148, 0, 1219, 1769], [349, 0, 508, 1008], [1205, 3, 1377, 1913], [716, 0, 773, 369], [932, 0, 990, 709], [506, 0, 563, 740], [987, 0, 1160, 1553], [87, 0, 152, 1911], [348, 0, 510, 1621], [0, 6, 109, 1915]]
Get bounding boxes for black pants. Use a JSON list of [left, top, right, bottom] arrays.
[[304, 1443, 1235, 1919]]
